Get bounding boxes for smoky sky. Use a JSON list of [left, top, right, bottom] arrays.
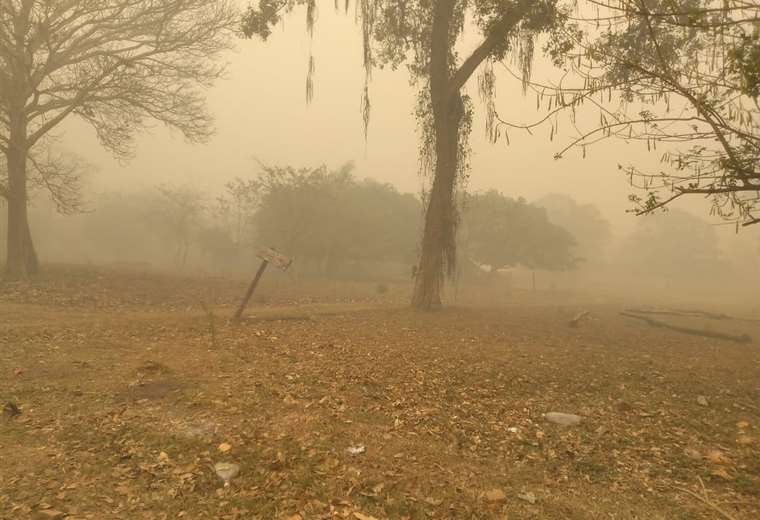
[[57, 5, 729, 239]]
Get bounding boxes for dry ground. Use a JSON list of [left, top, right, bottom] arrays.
[[1, 267, 759, 519]]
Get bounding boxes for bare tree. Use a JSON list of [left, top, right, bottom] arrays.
[[0, 0, 237, 279], [156, 184, 207, 268], [0, 139, 85, 272]]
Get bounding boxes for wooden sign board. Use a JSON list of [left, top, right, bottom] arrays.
[[257, 247, 293, 271]]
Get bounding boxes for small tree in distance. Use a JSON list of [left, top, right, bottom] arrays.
[[618, 208, 724, 287], [535, 193, 612, 263], [251, 163, 420, 277], [461, 190, 578, 273]]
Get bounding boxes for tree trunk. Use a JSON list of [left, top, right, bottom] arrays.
[[23, 216, 39, 274], [411, 0, 461, 310], [4, 116, 35, 279], [412, 95, 464, 309]]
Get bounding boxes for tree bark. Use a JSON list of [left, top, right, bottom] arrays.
[[410, 4, 523, 310], [4, 112, 36, 279], [412, 94, 464, 309], [412, 0, 461, 310], [5, 152, 33, 279]]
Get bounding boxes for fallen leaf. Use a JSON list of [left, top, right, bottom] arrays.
[[736, 420, 750, 429], [705, 450, 730, 464], [710, 468, 734, 481], [484, 488, 507, 502], [736, 435, 754, 446], [218, 442, 232, 453], [684, 448, 701, 460], [354, 513, 379, 520]]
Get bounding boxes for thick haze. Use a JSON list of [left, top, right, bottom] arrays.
[[56, 5, 675, 236]]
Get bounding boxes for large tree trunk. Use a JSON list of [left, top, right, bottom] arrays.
[[411, 0, 462, 310], [4, 113, 36, 280], [412, 95, 464, 309]]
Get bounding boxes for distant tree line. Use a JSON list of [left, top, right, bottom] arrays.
[[1, 161, 625, 281]]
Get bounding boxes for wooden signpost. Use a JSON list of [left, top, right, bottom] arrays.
[[233, 247, 293, 321]]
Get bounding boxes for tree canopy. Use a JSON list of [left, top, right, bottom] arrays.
[[461, 190, 578, 271], [251, 163, 421, 276], [618, 208, 724, 281], [535, 193, 612, 262], [497, 0, 760, 228]]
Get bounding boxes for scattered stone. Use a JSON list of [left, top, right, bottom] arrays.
[[544, 412, 582, 426], [484, 488, 507, 502], [347, 444, 366, 456], [697, 396, 709, 407], [218, 442, 232, 453], [517, 491, 537, 504], [213, 462, 240, 487]]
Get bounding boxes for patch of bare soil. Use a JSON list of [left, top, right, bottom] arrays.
[[1, 268, 759, 519]]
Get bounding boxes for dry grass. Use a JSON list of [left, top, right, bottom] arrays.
[[1, 266, 759, 519]]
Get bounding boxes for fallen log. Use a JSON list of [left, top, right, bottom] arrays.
[[620, 312, 752, 344], [625, 308, 760, 323]]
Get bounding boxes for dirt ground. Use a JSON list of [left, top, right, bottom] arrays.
[[1, 266, 759, 519]]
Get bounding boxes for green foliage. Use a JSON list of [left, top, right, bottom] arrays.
[[535, 194, 612, 262], [461, 190, 577, 271], [242, 1, 291, 40], [530, 0, 760, 226], [251, 163, 421, 274], [731, 32, 760, 99]]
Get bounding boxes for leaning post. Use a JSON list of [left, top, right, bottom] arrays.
[[233, 247, 293, 321]]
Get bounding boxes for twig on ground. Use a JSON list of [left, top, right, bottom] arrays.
[[673, 478, 738, 520], [200, 300, 218, 349]]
